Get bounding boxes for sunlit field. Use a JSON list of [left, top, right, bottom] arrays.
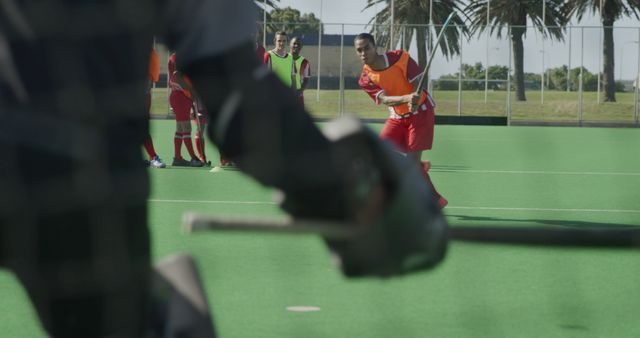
[[151, 88, 639, 124]]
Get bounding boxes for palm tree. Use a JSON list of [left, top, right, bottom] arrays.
[[564, 0, 640, 102], [465, 0, 567, 101], [364, 0, 469, 69]]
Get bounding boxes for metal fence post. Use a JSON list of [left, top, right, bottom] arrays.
[[339, 24, 345, 116], [316, 20, 322, 102], [635, 27, 640, 125], [507, 25, 512, 125], [578, 27, 584, 125], [458, 25, 463, 116], [567, 26, 572, 92], [597, 26, 602, 104]]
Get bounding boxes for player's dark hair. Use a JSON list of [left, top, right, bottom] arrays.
[[291, 36, 303, 46], [355, 33, 375, 46]]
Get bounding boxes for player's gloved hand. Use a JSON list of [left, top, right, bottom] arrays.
[[279, 117, 449, 278]]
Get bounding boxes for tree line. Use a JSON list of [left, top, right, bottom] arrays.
[[434, 63, 626, 92]]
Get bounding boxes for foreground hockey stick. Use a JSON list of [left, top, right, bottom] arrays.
[[415, 12, 456, 94], [183, 213, 357, 239], [183, 213, 640, 248]]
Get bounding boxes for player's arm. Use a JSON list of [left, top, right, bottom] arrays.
[[359, 73, 417, 108], [174, 71, 194, 95], [299, 61, 310, 91], [378, 92, 417, 107]]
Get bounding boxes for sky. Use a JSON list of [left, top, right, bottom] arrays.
[[266, 0, 640, 81]]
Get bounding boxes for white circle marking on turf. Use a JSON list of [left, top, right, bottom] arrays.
[[286, 306, 321, 312]]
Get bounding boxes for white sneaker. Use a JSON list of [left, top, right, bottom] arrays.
[[150, 155, 166, 168]]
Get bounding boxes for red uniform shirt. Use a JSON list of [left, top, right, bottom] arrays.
[[256, 43, 266, 61], [168, 53, 192, 99]]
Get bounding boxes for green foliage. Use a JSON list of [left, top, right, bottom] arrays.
[[436, 63, 630, 93], [434, 63, 510, 90], [268, 7, 321, 35]]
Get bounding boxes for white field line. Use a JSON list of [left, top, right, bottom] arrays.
[[148, 199, 275, 205], [148, 199, 640, 214], [431, 169, 640, 176]]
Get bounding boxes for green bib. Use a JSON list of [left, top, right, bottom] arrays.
[[269, 51, 293, 87]]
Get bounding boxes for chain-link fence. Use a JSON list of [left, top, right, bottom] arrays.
[[153, 21, 640, 126]]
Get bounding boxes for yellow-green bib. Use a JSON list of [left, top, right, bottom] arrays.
[[294, 56, 306, 89], [269, 51, 293, 87]]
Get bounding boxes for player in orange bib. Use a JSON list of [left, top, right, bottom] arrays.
[[355, 33, 447, 208]]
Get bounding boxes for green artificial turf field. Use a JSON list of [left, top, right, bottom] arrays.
[[1, 120, 639, 337]]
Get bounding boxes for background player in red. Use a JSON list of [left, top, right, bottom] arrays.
[[256, 42, 266, 61], [290, 36, 311, 107], [354, 33, 447, 208], [143, 47, 167, 168], [168, 52, 204, 167]]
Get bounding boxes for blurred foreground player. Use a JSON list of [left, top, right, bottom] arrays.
[[0, 1, 448, 337]]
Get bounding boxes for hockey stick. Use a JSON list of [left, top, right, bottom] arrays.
[[191, 99, 209, 165], [183, 213, 640, 248], [183, 213, 357, 239], [415, 12, 456, 94]]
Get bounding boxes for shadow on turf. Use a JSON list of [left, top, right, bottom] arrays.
[[447, 214, 640, 229], [446, 215, 640, 247]]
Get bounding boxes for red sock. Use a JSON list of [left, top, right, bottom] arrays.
[[195, 135, 206, 161], [182, 133, 197, 159], [143, 135, 157, 159], [174, 133, 183, 159], [421, 161, 447, 208]]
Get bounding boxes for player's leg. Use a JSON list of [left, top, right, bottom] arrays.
[[379, 118, 409, 153], [407, 112, 447, 208], [171, 92, 202, 167], [181, 107, 201, 166], [144, 92, 166, 168], [184, 41, 449, 276], [144, 136, 166, 168]]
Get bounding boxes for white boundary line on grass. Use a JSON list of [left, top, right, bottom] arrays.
[[148, 199, 640, 214], [148, 199, 274, 205], [431, 169, 640, 176]]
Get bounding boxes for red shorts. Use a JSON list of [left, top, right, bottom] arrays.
[[170, 91, 192, 122], [379, 108, 435, 153]]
